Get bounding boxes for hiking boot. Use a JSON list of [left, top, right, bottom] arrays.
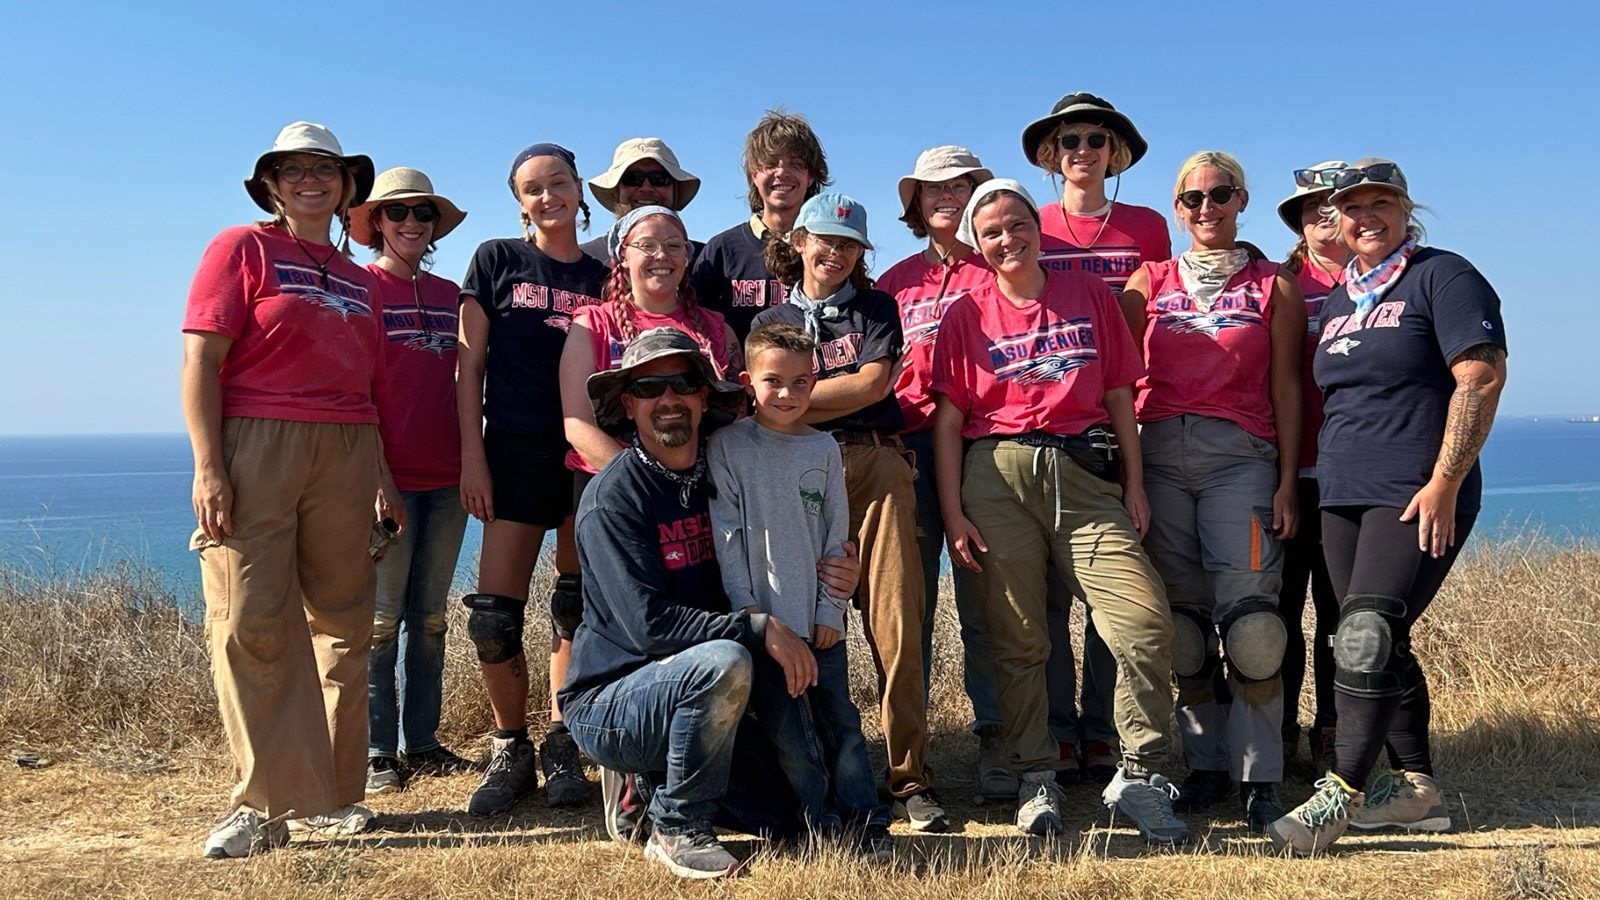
[[645, 827, 744, 880], [403, 744, 475, 777], [857, 821, 895, 862], [601, 766, 650, 844], [1308, 727, 1336, 779], [287, 804, 374, 835], [1173, 768, 1234, 813], [1267, 774, 1362, 855], [976, 724, 1019, 801], [1015, 771, 1067, 836], [1054, 740, 1082, 785], [541, 731, 590, 807], [1350, 770, 1451, 832], [365, 756, 405, 795], [202, 807, 288, 859], [1243, 782, 1285, 835], [1083, 740, 1119, 785], [468, 736, 537, 816], [1102, 767, 1191, 845], [893, 788, 950, 833]]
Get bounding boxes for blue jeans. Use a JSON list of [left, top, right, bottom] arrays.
[[565, 640, 757, 835], [369, 486, 468, 758], [903, 428, 1001, 731], [748, 643, 889, 830]]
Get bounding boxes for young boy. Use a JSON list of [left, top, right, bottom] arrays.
[[706, 323, 892, 860]]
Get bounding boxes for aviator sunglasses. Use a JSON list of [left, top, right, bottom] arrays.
[[619, 170, 676, 188], [1332, 163, 1403, 192], [381, 202, 440, 223], [624, 371, 705, 399], [1293, 167, 1344, 188], [1057, 132, 1110, 151], [1177, 185, 1245, 209]]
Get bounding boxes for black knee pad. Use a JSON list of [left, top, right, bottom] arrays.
[[1170, 606, 1219, 680], [462, 593, 526, 664], [1220, 600, 1288, 683], [550, 574, 583, 641], [1332, 593, 1408, 698]]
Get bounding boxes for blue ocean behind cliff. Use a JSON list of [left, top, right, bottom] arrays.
[[2, 418, 1596, 597]]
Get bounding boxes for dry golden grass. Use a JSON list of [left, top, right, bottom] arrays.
[[2, 538, 1598, 899]]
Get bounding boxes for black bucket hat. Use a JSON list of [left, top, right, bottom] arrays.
[[586, 328, 744, 438], [1020, 92, 1148, 174]]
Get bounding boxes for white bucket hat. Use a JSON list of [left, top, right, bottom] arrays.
[[348, 167, 468, 247], [588, 138, 701, 212], [1276, 160, 1347, 234], [244, 121, 375, 213], [956, 178, 1038, 250], [896, 145, 994, 215]]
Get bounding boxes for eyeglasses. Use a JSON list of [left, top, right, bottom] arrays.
[[624, 372, 704, 399], [810, 234, 863, 257], [619, 170, 675, 188], [1057, 132, 1109, 151], [1332, 163, 1403, 192], [381, 202, 439, 223], [1294, 167, 1344, 188], [276, 160, 344, 183], [920, 180, 973, 201], [627, 239, 691, 258], [1177, 185, 1245, 209]]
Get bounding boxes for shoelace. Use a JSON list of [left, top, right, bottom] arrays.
[[1137, 777, 1184, 829], [1363, 771, 1412, 809], [1298, 777, 1354, 827], [545, 740, 583, 777], [483, 744, 518, 779]]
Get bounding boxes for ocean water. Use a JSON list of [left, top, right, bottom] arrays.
[[2, 418, 1596, 597]]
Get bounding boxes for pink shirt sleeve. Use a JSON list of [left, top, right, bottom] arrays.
[[929, 295, 974, 414], [1092, 279, 1145, 390], [182, 226, 261, 338]]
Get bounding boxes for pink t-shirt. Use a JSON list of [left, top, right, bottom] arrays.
[[368, 265, 462, 492], [932, 268, 1144, 441], [1294, 260, 1343, 471], [564, 301, 735, 473], [183, 224, 382, 424], [1039, 202, 1172, 292], [1135, 258, 1280, 440], [876, 251, 993, 434]]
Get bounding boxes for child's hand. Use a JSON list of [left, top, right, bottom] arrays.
[[813, 624, 841, 650]]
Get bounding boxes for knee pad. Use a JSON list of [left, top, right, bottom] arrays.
[[549, 574, 583, 641], [1220, 600, 1288, 682], [1170, 606, 1219, 679], [1332, 593, 1408, 698], [462, 593, 526, 664]]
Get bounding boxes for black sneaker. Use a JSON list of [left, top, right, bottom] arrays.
[[1173, 768, 1234, 813], [467, 736, 537, 816], [540, 731, 590, 807], [857, 821, 894, 862], [1243, 782, 1285, 835], [893, 788, 950, 833], [403, 745, 475, 777], [365, 756, 405, 795]]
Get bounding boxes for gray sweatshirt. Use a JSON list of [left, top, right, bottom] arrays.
[[707, 417, 850, 638]]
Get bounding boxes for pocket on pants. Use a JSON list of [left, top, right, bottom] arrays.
[[192, 530, 231, 621], [1250, 506, 1282, 573]]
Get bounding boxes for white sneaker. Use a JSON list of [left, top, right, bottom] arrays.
[[287, 803, 375, 835], [202, 807, 288, 859]]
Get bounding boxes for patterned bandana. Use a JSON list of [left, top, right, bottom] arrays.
[[1345, 237, 1418, 323], [1177, 248, 1251, 314], [788, 280, 856, 341], [631, 435, 706, 509]]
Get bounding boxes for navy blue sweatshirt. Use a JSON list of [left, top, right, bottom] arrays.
[[559, 445, 770, 707]]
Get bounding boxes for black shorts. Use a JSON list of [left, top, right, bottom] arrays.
[[572, 468, 596, 513], [482, 428, 574, 527]]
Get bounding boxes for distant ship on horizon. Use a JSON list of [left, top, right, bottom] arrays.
[[1567, 415, 1600, 423]]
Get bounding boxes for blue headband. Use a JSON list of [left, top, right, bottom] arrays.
[[607, 205, 683, 263], [507, 143, 578, 195]]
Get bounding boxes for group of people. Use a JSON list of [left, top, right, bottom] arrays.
[[180, 92, 1508, 877]]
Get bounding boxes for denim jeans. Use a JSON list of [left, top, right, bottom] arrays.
[[748, 643, 889, 830], [564, 640, 756, 835], [903, 429, 1001, 731], [369, 486, 468, 758]]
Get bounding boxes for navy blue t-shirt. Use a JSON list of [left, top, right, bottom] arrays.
[[752, 288, 906, 435], [460, 239, 607, 435], [1313, 248, 1507, 513], [692, 221, 789, 340]]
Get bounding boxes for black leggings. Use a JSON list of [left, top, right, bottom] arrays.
[[1322, 505, 1475, 787], [1280, 478, 1339, 732]]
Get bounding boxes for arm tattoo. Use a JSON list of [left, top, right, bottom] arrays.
[[1438, 344, 1504, 483]]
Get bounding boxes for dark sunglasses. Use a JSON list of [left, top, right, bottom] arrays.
[[1332, 163, 1403, 192], [1177, 185, 1245, 209], [624, 371, 704, 399], [1293, 167, 1344, 188], [1057, 132, 1109, 151], [619, 170, 675, 188], [381, 202, 440, 223]]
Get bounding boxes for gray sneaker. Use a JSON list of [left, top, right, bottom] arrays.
[[287, 803, 375, 835], [540, 731, 591, 807], [645, 828, 744, 879], [892, 788, 950, 833], [365, 756, 405, 795], [202, 807, 288, 859], [1102, 767, 1191, 845], [1015, 771, 1067, 836], [976, 725, 1019, 801], [468, 736, 538, 816]]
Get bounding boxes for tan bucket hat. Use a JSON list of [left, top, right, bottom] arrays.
[[896, 145, 994, 214], [348, 167, 467, 246], [1276, 160, 1347, 233], [244, 121, 375, 213], [588, 138, 701, 212]]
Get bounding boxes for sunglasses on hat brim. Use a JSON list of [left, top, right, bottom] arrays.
[[1293, 167, 1344, 188], [1332, 163, 1403, 193]]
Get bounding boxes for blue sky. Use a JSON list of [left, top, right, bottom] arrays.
[[1, 1, 1593, 433]]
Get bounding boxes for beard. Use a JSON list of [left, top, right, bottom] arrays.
[[648, 404, 693, 448]]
